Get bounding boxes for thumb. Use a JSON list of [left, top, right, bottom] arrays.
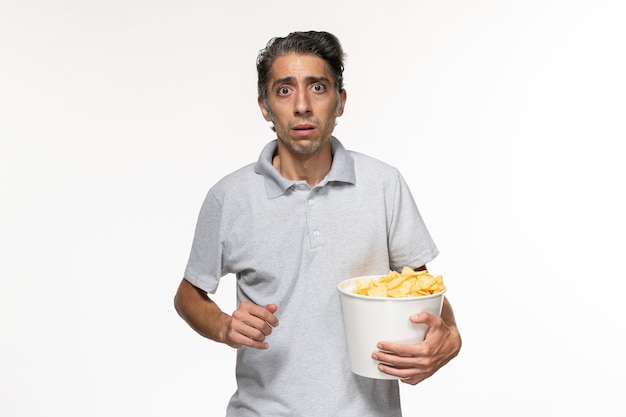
[[265, 304, 278, 314], [410, 311, 433, 324]]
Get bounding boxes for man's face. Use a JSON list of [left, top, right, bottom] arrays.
[[258, 53, 346, 157]]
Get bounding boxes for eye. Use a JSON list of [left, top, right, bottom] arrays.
[[312, 83, 326, 93], [278, 86, 291, 96]]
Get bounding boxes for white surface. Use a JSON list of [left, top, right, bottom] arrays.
[[1, 1, 625, 416], [338, 277, 445, 379]]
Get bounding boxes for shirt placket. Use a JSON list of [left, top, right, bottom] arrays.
[[297, 183, 325, 249]]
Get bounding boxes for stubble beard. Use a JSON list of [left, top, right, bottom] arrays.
[[268, 113, 333, 158], [280, 133, 329, 157]]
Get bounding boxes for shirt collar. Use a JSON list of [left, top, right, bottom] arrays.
[[254, 136, 356, 199]]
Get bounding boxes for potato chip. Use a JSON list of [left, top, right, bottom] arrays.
[[354, 267, 446, 298]]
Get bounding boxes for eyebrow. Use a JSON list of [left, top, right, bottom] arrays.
[[271, 76, 332, 90]]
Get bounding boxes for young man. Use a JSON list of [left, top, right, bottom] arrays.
[[175, 31, 461, 416]]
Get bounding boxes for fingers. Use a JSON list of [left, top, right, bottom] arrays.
[[372, 343, 436, 385], [376, 313, 441, 356], [371, 312, 450, 384], [377, 362, 431, 385], [226, 302, 279, 349], [263, 304, 279, 326], [408, 311, 437, 326]]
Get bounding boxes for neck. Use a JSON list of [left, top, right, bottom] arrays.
[[272, 145, 332, 187]]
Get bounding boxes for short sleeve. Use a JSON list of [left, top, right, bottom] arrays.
[[387, 173, 439, 271], [183, 190, 225, 294]]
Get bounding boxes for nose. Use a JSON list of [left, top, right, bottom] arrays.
[[293, 89, 312, 115]]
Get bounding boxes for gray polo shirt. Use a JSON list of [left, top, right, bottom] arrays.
[[184, 137, 438, 417]]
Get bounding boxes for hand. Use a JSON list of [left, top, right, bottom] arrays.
[[372, 311, 461, 385], [223, 302, 279, 349]]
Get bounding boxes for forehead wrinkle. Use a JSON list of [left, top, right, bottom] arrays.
[[271, 75, 332, 90]]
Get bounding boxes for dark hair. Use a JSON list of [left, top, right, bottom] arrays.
[[256, 31, 346, 105]]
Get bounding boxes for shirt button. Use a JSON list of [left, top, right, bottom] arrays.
[[313, 230, 320, 237], [308, 199, 315, 206]]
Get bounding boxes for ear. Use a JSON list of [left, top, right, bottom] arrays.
[[258, 96, 272, 121], [335, 89, 347, 117]]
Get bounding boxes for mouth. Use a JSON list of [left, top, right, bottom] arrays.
[[291, 123, 316, 136]]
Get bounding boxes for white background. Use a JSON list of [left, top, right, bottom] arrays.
[[1, 1, 625, 416]]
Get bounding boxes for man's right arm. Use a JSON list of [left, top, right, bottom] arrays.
[[174, 278, 232, 344], [174, 278, 279, 349]]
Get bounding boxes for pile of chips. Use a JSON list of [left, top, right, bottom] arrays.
[[354, 266, 446, 298]]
